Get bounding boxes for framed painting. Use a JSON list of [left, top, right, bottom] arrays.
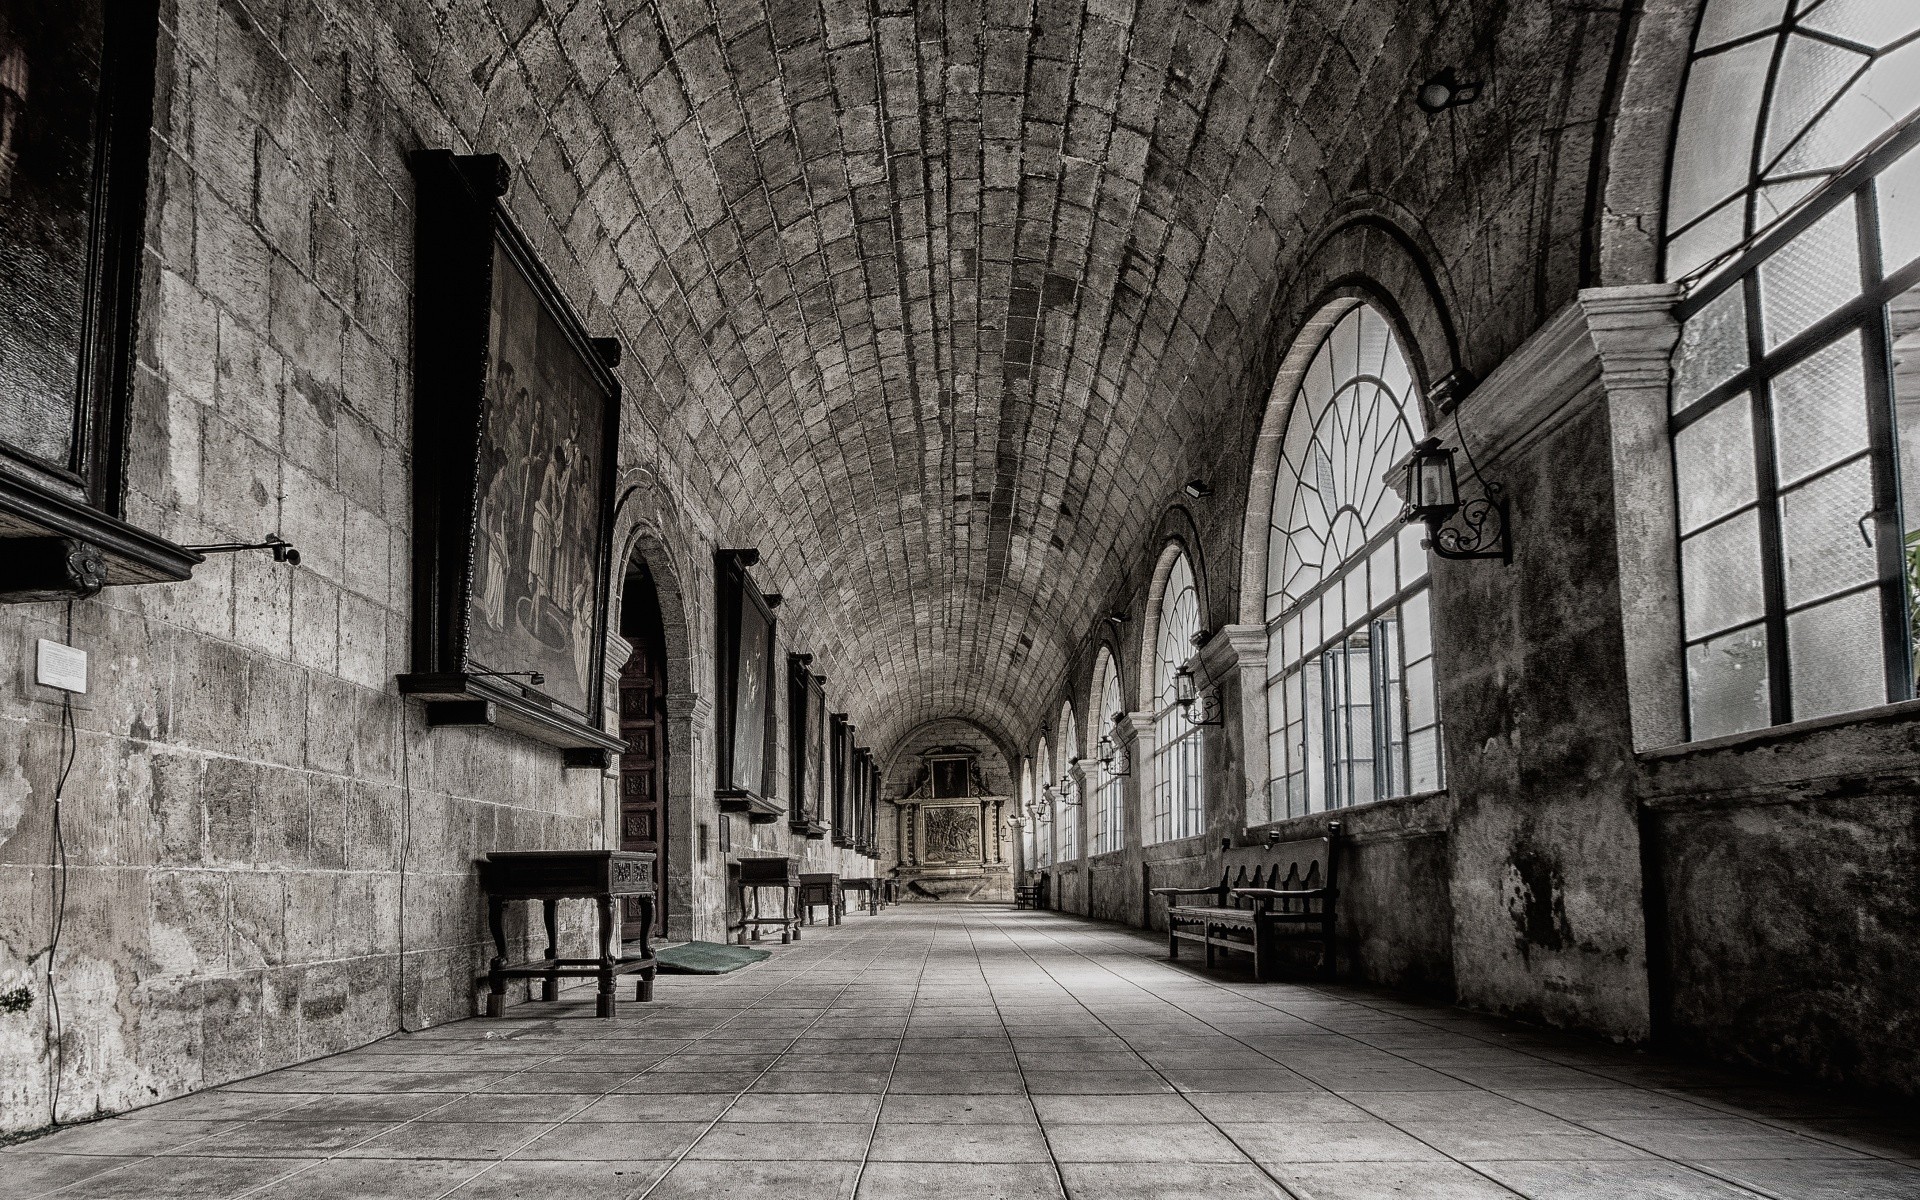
[[0, 0, 199, 602], [397, 150, 623, 765], [830, 713, 852, 847], [715, 549, 783, 821], [787, 653, 828, 838]]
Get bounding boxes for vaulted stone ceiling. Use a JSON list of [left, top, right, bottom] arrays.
[[386, 0, 1600, 758]]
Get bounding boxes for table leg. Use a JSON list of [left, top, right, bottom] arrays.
[[541, 898, 560, 1002], [635, 894, 655, 1002], [784, 884, 796, 944], [595, 894, 616, 1019], [486, 895, 508, 1018]]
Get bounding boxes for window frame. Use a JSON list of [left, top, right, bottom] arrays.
[[1148, 550, 1206, 844]]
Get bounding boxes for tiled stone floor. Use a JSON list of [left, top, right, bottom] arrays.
[[7, 906, 1917, 1199]]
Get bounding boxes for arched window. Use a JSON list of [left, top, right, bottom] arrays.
[[1020, 757, 1036, 867], [1666, 3, 1920, 738], [1263, 303, 1442, 822], [1035, 735, 1053, 867], [1089, 648, 1125, 855], [1149, 551, 1205, 842], [1055, 703, 1080, 860]]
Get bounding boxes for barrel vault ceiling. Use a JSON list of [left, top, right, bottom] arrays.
[[386, 0, 1570, 757]]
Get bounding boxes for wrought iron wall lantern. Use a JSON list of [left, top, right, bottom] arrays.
[[1174, 663, 1224, 727], [1400, 436, 1511, 564], [1056, 763, 1084, 806], [1096, 731, 1132, 778]]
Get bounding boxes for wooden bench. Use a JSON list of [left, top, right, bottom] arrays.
[[476, 850, 657, 1019], [1150, 822, 1341, 982]]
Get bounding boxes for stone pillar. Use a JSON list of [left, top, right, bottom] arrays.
[[992, 800, 1005, 863], [906, 803, 920, 866], [1197, 624, 1268, 831], [663, 692, 711, 943], [1114, 711, 1153, 923]]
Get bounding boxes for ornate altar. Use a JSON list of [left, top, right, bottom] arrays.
[[892, 748, 1013, 902]]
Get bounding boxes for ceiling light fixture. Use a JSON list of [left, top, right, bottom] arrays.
[[1416, 68, 1482, 113], [1183, 479, 1211, 499]]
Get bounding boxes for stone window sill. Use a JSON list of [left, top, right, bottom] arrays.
[[1639, 697, 1920, 762]]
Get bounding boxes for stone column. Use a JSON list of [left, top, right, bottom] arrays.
[[1114, 711, 1153, 924], [1197, 624, 1268, 831], [663, 692, 711, 943]]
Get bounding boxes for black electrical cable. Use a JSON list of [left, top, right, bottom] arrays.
[[45, 602, 79, 1125]]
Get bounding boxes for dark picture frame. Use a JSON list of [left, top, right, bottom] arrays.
[[397, 150, 623, 765], [787, 653, 828, 839], [830, 713, 852, 847], [0, 0, 199, 602], [715, 549, 783, 822]]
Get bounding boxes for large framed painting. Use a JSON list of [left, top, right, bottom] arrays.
[[830, 713, 852, 847], [0, 0, 198, 602], [715, 549, 783, 821], [787, 653, 828, 838], [397, 150, 623, 765]]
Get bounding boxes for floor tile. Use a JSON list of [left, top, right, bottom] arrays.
[[687, 1120, 873, 1160], [869, 1121, 1052, 1162], [1057, 1161, 1292, 1199], [511, 1120, 709, 1160], [247, 1158, 489, 1199], [1272, 1161, 1524, 1198], [446, 1158, 670, 1198], [650, 1159, 861, 1200], [1045, 1122, 1248, 1163], [855, 1161, 1064, 1199]]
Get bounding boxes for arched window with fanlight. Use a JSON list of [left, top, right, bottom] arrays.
[[1020, 757, 1036, 867], [1055, 703, 1080, 860], [1665, 2, 1920, 738], [1263, 302, 1443, 823], [1149, 551, 1206, 843], [1089, 648, 1125, 855], [1034, 735, 1053, 867]]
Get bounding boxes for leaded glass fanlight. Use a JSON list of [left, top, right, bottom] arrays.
[[1665, 0, 1920, 281], [1262, 303, 1443, 822], [1056, 702, 1079, 861], [1665, 0, 1920, 739]]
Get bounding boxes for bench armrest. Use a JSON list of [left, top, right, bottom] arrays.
[[1149, 886, 1223, 898], [1230, 887, 1330, 899]]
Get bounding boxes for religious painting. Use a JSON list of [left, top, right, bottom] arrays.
[[923, 806, 982, 864], [830, 713, 852, 846], [0, 0, 194, 601], [467, 235, 606, 715], [398, 150, 623, 762], [933, 757, 970, 799], [714, 549, 781, 816], [788, 656, 827, 835]]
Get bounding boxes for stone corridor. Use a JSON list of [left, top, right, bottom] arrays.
[[6, 907, 1914, 1200]]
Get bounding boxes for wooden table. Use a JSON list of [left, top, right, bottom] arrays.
[[477, 850, 657, 1019], [839, 877, 883, 916], [738, 856, 801, 944], [799, 872, 841, 926]]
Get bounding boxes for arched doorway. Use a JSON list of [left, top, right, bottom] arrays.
[[619, 558, 671, 938]]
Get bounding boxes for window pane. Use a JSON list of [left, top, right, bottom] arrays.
[[1789, 588, 1887, 718], [1669, 194, 1752, 280], [1673, 286, 1750, 409], [1892, 281, 1920, 686], [1758, 203, 1861, 350], [1682, 509, 1768, 638], [1398, 523, 1428, 584], [1696, 0, 1786, 49], [1877, 140, 1920, 275], [1801, 0, 1920, 48], [1408, 727, 1442, 793], [1369, 541, 1396, 608], [1669, 38, 1773, 231], [1763, 34, 1869, 166], [1405, 656, 1436, 732], [1688, 623, 1773, 738], [1777, 37, 1920, 176], [1675, 397, 1757, 533], [1771, 332, 1871, 486], [1401, 588, 1433, 664], [1779, 457, 1879, 605]]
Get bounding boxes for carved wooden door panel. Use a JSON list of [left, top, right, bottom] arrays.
[[619, 640, 668, 936]]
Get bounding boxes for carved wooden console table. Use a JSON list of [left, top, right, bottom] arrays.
[[477, 850, 657, 1019], [838, 876, 883, 916], [737, 855, 801, 944]]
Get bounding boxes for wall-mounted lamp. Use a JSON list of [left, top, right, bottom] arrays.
[[1105, 611, 1128, 627], [1174, 663, 1224, 727], [184, 535, 301, 566], [1400, 436, 1510, 563], [1096, 733, 1132, 778], [1183, 479, 1211, 499], [1415, 68, 1481, 113]]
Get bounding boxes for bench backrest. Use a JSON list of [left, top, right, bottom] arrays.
[[1240, 821, 1342, 912]]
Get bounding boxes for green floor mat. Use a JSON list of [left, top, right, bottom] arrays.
[[653, 941, 771, 975]]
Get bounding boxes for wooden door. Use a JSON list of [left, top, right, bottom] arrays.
[[619, 637, 668, 936]]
